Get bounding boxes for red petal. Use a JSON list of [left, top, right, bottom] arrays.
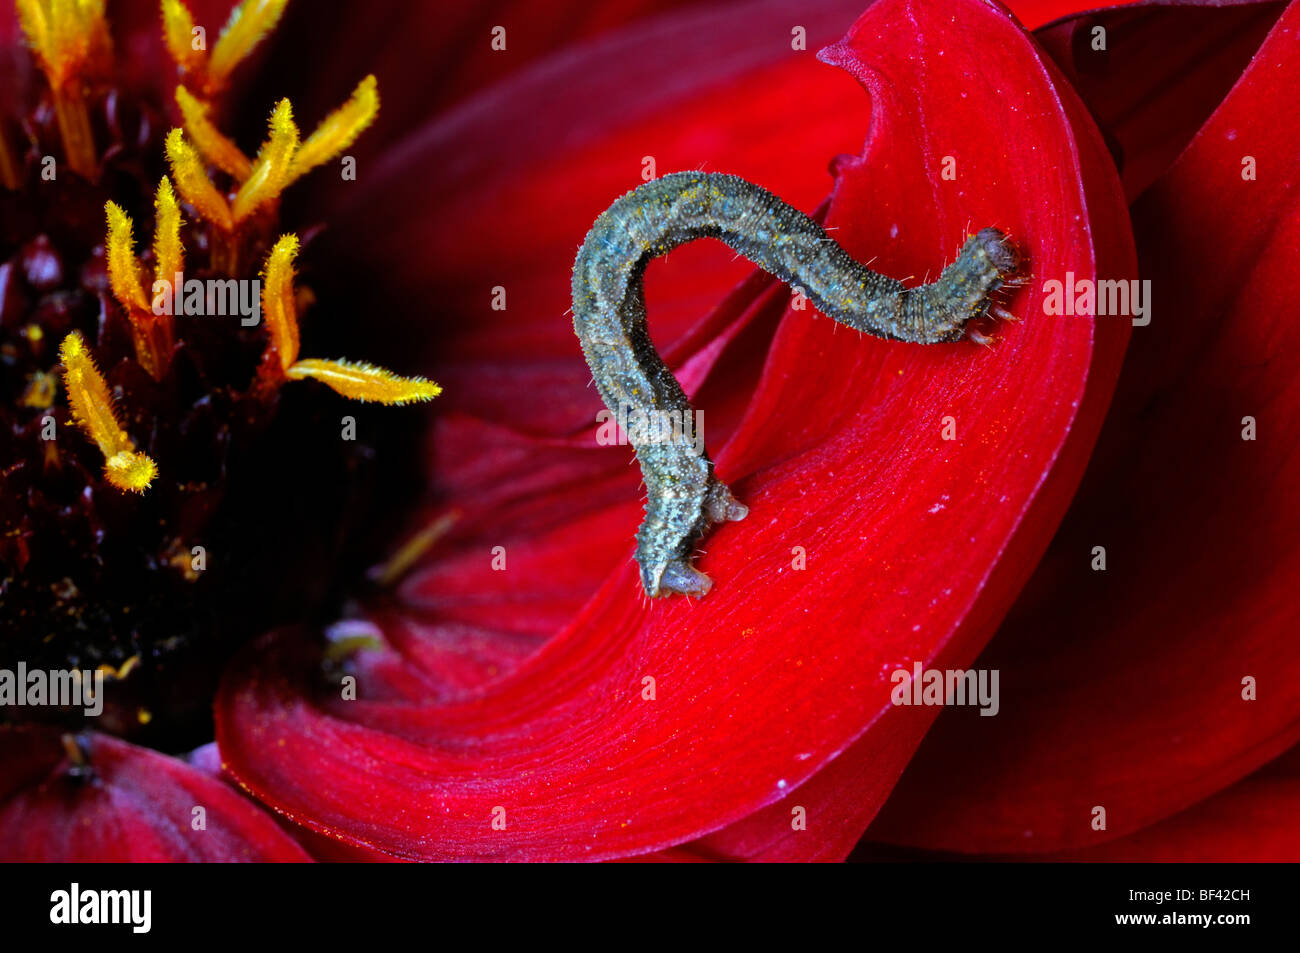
[[263, 0, 722, 163], [1010, 0, 1134, 29], [856, 743, 1300, 861], [1035, 0, 1285, 201], [0, 726, 310, 862], [868, 3, 1300, 853], [322, 0, 876, 435], [216, 0, 1132, 861], [1046, 744, 1300, 862]]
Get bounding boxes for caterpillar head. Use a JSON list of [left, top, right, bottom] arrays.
[[972, 227, 1019, 279]]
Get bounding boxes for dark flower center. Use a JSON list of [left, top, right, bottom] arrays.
[[1, 0, 433, 750]]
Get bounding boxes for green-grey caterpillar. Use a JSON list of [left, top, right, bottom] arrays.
[[572, 171, 1018, 598]]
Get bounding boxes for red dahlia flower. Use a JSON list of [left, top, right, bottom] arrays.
[[2, 0, 1297, 864]]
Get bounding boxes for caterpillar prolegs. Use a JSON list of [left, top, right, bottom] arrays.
[[571, 172, 1019, 598]]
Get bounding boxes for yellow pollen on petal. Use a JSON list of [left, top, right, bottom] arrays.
[[287, 75, 379, 185], [175, 85, 252, 180], [285, 359, 442, 405], [261, 233, 300, 371], [160, 0, 206, 78], [165, 127, 233, 231], [153, 176, 184, 288], [104, 201, 149, 312], [208, 0, 289, 88], [231, 98, 298, 224], [58, 331, 158, 494]]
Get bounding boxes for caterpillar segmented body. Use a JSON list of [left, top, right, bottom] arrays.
[[572, 171, 1018, 598]]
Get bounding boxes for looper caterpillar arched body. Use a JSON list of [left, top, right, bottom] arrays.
[[571, 172, 1018, 598]]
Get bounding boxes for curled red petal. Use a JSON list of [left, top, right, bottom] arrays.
[[1035, 0, 1285, 202], [869, 2, 1300, 853], [217, 0, 1132, 861]]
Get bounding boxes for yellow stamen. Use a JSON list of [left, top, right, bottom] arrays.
[[153, 176, 184, 288], [97, 654, 140, 680], [164, 128, 233, 231], [15, 0, 109, 88], [322, 633, 383, 664], [22, 370, 58, 409], [144, 180, 180, 376], [105, 450, 159, 492], [60, 733, 87, 766], [16, 0, 109, 180], [104, 202, 149, 312], [0, 120, 22, 189], [261, 234, 300, 372], [369, 509, 460, 587], [175, 85, 252, 180], [208, 0, 289, 88], [161, 0, 206, 78], [58, 331, 158, 493], [287, 75, 379, 184], [286, 359, 442, 405], [13, 0, 55, 76], [231, 98, 298, 223], [105, 200, 171, 379], [52, 88, 97, 180]]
